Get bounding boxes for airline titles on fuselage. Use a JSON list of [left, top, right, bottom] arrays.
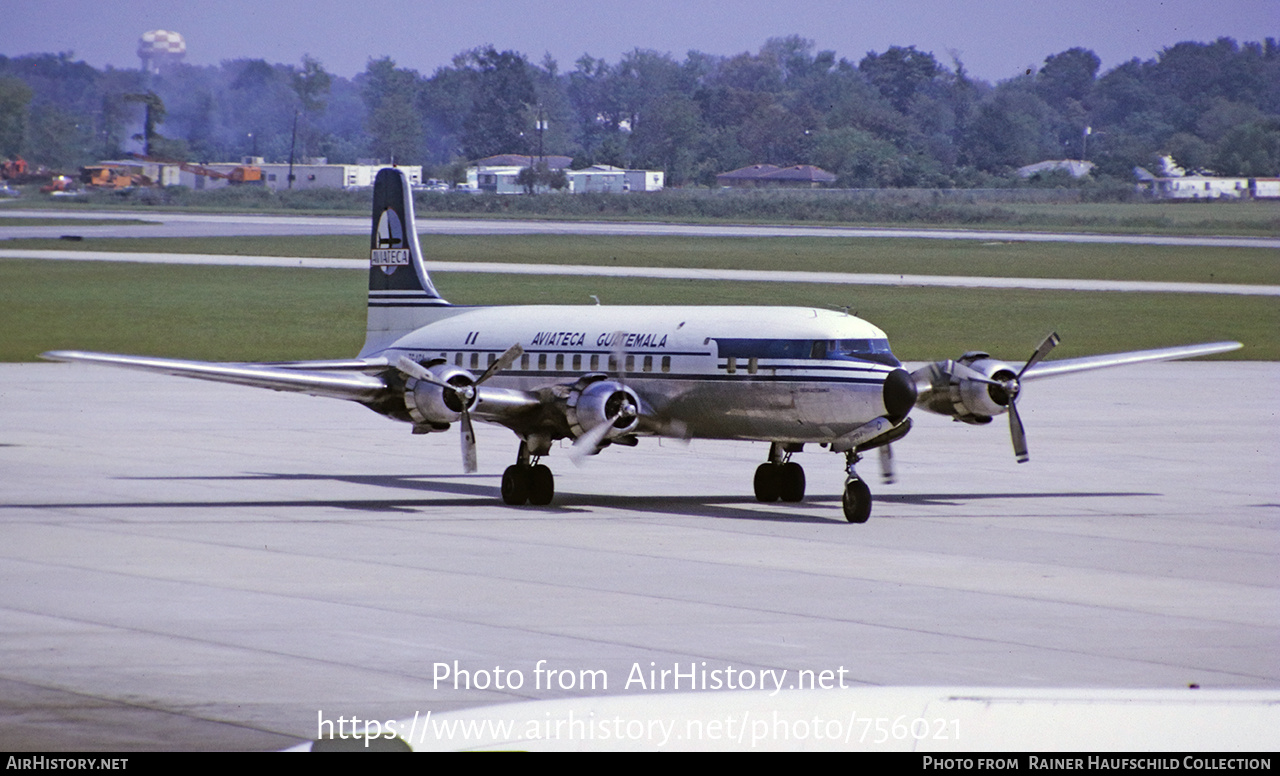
[[524, 331, 671, 349]]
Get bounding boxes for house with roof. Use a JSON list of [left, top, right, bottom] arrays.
[[716, 164, 837, 188]]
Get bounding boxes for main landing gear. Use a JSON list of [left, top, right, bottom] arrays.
[[501, 440, 555, 506], [753, 443, 874, 523], [753, 442, 806, 503]]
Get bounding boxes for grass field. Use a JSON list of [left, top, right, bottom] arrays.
[[7, 233, 1279, 284], [2, 230, 1273, 362]]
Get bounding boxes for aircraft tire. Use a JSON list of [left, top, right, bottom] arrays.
[[842, 478, 872, 523], [753, 463, 781, 502], [779, 462, 805, 502], [527, 464, 555, 506], [501, 465, 531, 505]]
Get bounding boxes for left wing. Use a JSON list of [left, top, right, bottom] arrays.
[[40, 350, 388, 402], [1021, 341, 1242, 380]]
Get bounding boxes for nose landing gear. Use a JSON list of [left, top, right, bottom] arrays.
[[841, 450, 872, 523]]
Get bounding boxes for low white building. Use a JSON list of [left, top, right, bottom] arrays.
[[186, 159, 421, 191], [1250, 178, 1280, 199], [568, 165, 664, 194], [1144, 176, 1250, 200], [463, 155, 663, 194]]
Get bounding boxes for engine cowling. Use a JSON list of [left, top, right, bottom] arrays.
[[912, 352, 1019, 425], [403, 364, 476, 425], [566, 379, 641, 441]]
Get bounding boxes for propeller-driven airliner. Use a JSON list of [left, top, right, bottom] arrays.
[[44, 169, 1241, 522]]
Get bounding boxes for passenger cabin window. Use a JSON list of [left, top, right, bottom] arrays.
[[726, 356, 737, 374], [661, 356, 671, 373], [470, 353, 480, 369], [590, 354, 599, 371], [520, 353, 530, 370], [573, 354, 582, 371], [625, 355, 635, 372], [643, 355, 653, 372], [487, 353, 496, 367], [555, 354, 564, 370], [748, 357, 758, 374], [454, 352, 463, 366], [538, 354, 547, 370]]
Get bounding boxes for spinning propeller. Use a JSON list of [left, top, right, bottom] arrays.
[[915, 331, 1061, 463], [396, 343, 524, 472], [569, 331, 637, 464]]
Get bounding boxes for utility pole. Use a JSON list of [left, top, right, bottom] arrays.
[[287, 110, 299, 189]]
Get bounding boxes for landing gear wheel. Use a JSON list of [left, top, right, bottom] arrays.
[[501, 465, 531, 505], [842, 478, 872, 523], [753, 463, 781, 502], [527, 464, 555, 506], [779, 461, 806, 502]]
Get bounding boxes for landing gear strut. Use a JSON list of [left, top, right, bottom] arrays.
[[841, 450, 872, 523], [502, 440, 555, 506], [754, 443, 805, 503]]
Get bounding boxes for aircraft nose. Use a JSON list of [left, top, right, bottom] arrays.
[[882, 368, 917, 422]]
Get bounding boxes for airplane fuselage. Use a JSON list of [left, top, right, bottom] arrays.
[[376, 305, 908, 443]]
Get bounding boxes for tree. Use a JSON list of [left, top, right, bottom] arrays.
[[1036, 48, 1100, 105], [0, 76, 32, 157], [460, 47, 535, 160], [1212, 117, 1280, 176], [291, 55, 333, 161], [362, 57, 425, 163], [859, 46, 941, 113]]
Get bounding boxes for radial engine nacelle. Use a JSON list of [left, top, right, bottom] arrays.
[[911, 352, 1019, 425], [566, 378, 642, 441], [403, 364, 476, 426]]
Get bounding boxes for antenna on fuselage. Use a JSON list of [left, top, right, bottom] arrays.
[[590, 295, 601, 305]]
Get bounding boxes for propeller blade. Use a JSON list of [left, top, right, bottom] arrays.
[[396, 356, 447, 387], [569, 412, 622, 465], [879, 444, 896, 484], [460, 409, 478, 473], [610, 330, 628, 382], [1018, 332, 1061, 378], [475, 342, 524, 385], [1009, 402, 1029, 463]]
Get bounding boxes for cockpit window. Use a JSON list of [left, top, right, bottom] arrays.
[[829, 339, 900, 366]]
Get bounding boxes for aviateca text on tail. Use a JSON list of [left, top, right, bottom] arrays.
[[44, 168, 1242, 522]]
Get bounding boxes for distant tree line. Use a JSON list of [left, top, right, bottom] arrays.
[[1, 35, 1278, 186]]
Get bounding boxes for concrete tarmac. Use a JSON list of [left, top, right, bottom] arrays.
[[1, 361, 1276, 750]]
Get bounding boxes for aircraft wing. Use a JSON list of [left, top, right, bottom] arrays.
[[40, 350, 388, 403], [1020, 341, 1242, 380]]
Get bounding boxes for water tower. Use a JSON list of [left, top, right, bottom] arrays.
[[137, 30, 186, 74]]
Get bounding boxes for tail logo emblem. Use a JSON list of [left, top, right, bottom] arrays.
[[371, 207, 411, 275]]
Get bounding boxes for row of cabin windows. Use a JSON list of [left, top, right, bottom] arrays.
[[451, 351, 672, 373]]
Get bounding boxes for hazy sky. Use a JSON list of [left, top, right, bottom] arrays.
[[2, 0, 1276, 82]]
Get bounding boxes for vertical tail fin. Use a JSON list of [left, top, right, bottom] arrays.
[[360, 168, 451, 357]]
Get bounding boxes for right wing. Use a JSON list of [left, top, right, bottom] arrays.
[[41, 350, 388, 403]]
